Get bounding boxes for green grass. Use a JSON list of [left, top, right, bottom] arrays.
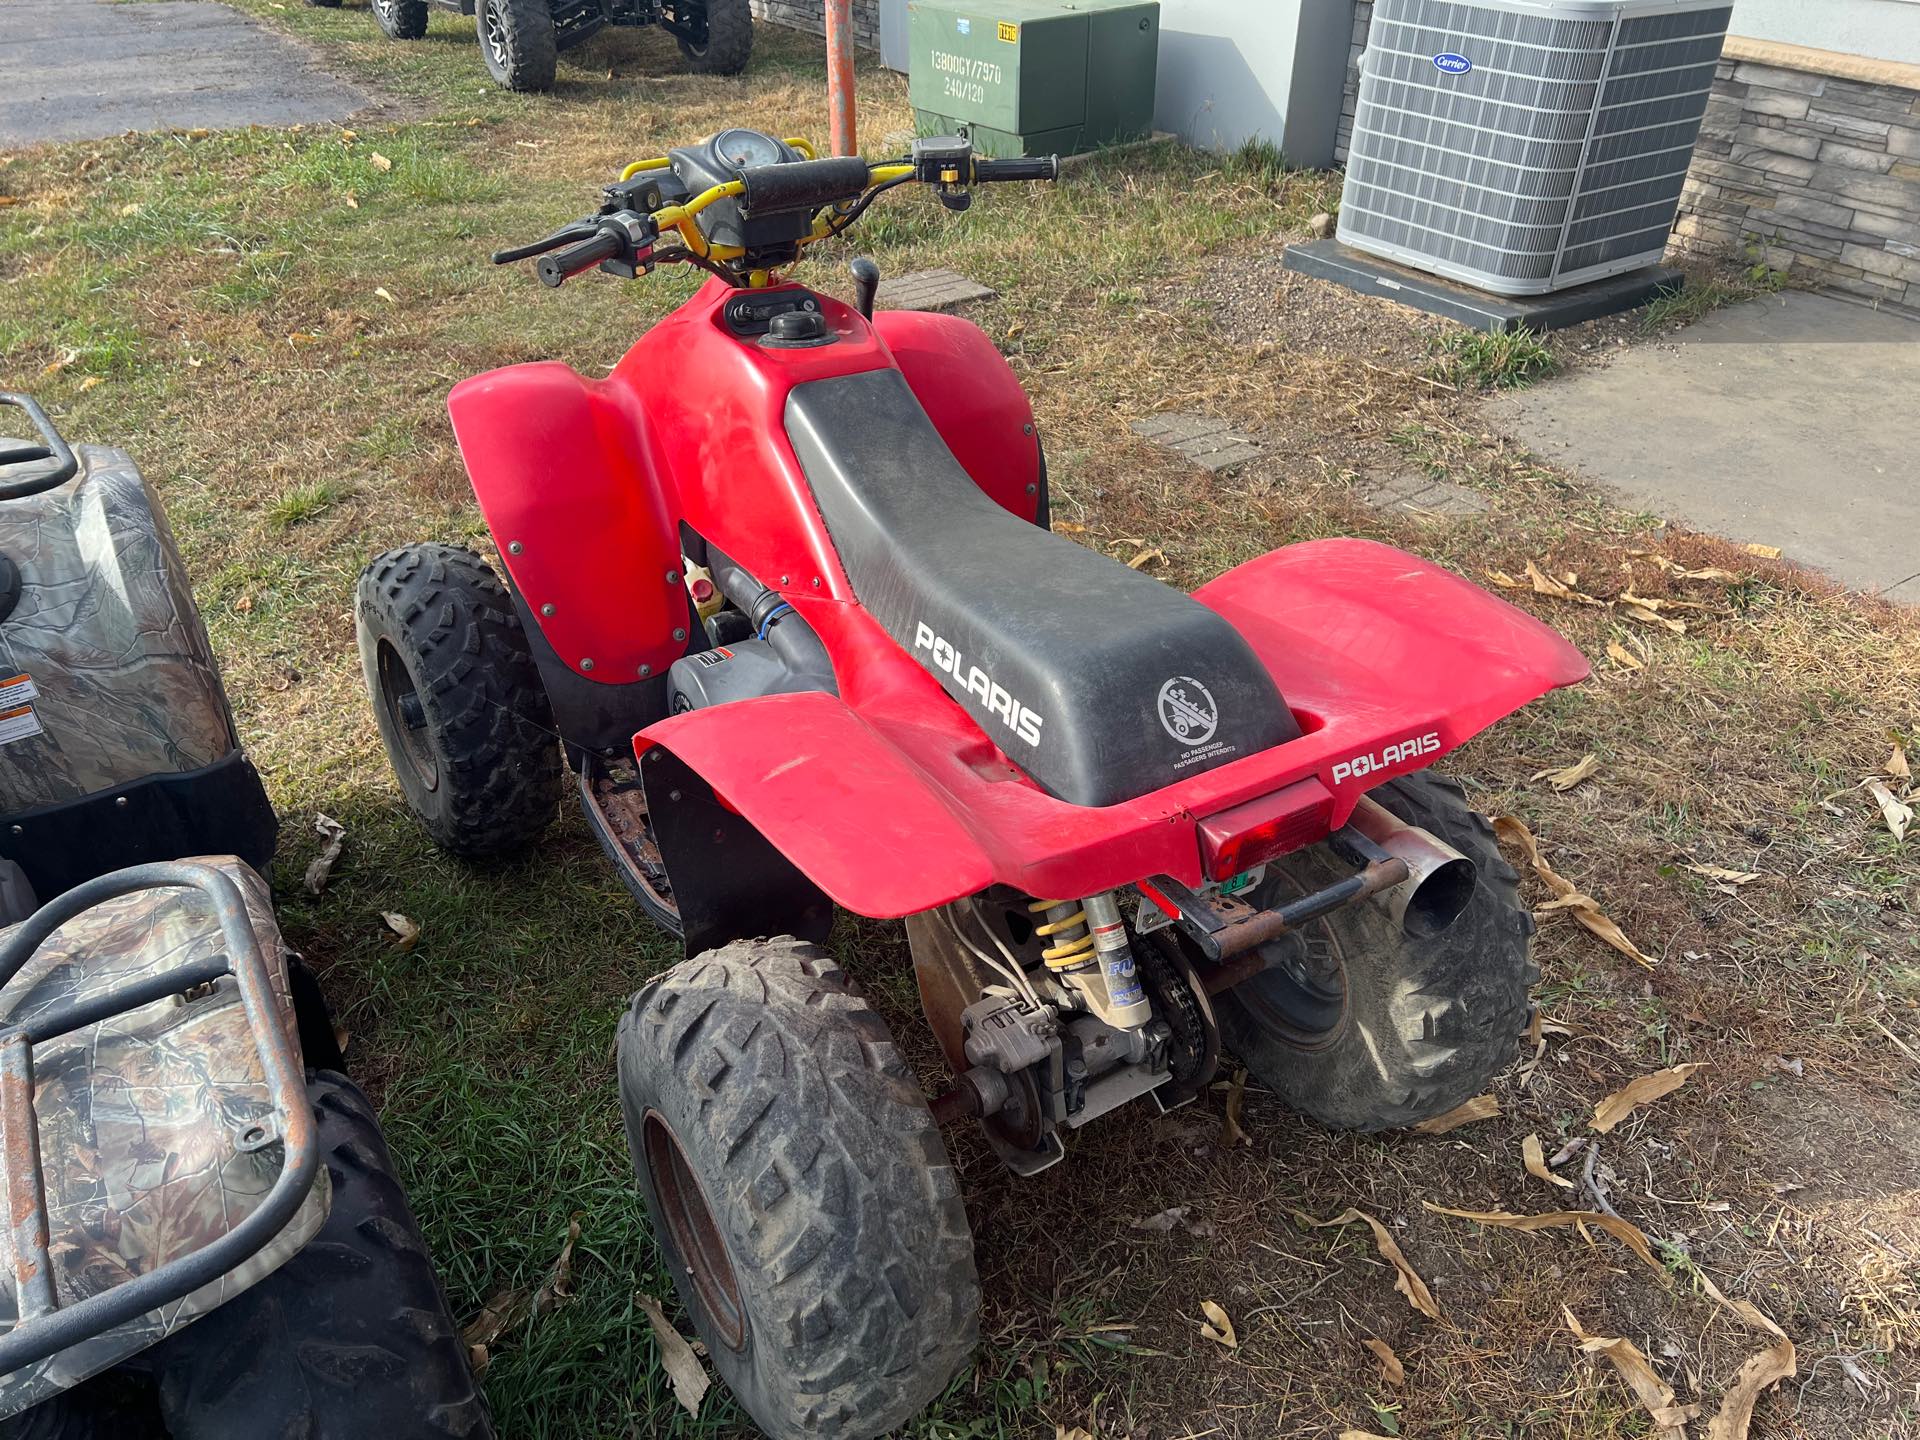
[[1426, 325, 1558, 390]]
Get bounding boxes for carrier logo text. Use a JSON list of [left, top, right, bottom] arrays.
[[913, 622, 1045, 747], [1332, 731, 1441, 784]]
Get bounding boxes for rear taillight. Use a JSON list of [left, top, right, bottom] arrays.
[[1197, 779, 1332, 882]]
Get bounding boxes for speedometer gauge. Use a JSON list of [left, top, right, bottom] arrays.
[[711, 128, 787, 170]]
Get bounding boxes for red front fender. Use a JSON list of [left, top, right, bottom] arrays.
[[448, 363, 683, 682]]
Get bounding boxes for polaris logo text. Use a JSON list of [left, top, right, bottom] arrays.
[[913, 623, 1045, 747], [1332, 732, 1441, 784]]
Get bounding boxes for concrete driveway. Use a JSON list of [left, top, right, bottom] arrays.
[[1490, 292, 1920, 601], [0, 0, 367, 147]]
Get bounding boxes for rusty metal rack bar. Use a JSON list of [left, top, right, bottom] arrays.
[[0, 862, 319, 1377]]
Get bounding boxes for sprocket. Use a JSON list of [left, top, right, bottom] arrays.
[[1136, 929, 1219, 1106]]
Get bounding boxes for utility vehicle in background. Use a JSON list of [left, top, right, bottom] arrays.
[[314, 0, 752, 92], [356, 130, 1588, 1439], [0, 396, 487, 1439]]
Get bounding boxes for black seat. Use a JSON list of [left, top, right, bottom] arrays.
[[786, 370, 1299, 808]]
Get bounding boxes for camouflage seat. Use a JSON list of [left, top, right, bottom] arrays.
[[0, 857, 328, 1416]]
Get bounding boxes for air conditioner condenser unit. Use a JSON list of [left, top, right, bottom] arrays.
[[1337, 0, 1732, 297]]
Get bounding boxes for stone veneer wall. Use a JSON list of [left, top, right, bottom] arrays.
[[1677, 45, 1920, 308], [749, 0, 878, 50]]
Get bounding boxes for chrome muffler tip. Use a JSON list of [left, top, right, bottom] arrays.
[[1350, 796, 1477, 939]]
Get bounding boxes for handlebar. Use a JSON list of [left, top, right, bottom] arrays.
[[737, 155, 874, 216], [974, 156, 1060, 183], [537, 229, 626, 288]]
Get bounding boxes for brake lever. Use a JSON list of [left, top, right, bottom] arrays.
[[490, 221, 601, 266]]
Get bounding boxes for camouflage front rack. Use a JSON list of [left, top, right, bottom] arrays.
[[0, 862, 318, 1377]]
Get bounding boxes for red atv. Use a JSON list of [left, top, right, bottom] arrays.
[[356, 130, 1588, 1439]]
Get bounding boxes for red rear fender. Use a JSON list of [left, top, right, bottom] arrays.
[[448, 363, 684, 683]]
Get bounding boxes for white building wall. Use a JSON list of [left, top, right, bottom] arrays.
[[1730, 0, 1920, 66]]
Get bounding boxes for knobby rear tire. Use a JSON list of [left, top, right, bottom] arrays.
[[373, 0, 431, 40], [476, 0, 557, 91], [1214, 771, 1539, 1131], [618, 938, 978, 1440]]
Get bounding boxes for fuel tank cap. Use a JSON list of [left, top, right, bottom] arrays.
[[761, 309, 833, 348]]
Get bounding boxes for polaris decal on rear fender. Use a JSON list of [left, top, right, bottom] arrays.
[[1332, 731, 1442, 784], [913, 622, 1045, 747]]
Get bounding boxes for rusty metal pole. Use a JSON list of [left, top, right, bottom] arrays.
[[825, 0, 857, 157]]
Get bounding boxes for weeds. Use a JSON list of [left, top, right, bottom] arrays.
[[1427, 325, 1558, 390]]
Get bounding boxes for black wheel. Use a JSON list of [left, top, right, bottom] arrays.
[[153, 1073, 492, 1439], [618, 938, 978, 1440], [676, 0, 751, 75], [372, 0, 430, 40], [0, 1373, 163, 1440], [1213, 772, 1537, 1131], [475, 0, 557, 91], [355, 543, 561, 860], [302, 0, 341, 7]]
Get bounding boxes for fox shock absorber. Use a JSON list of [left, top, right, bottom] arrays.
[[1029, 894, 1153, 1030]]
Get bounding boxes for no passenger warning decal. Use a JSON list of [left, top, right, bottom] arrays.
[[0, 674, 45, 745]]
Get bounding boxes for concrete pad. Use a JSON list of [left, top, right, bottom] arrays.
[[1489, 292, 1920, 600], [1131, 413, 1262, 473], [1358, 469, 1490, 519], [0, 0, 368, 147]]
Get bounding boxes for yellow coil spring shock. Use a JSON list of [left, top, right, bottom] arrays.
[[1029, 899, 1096, 969]]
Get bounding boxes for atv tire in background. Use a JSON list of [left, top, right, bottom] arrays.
[[618, 939, 979, 1440], [676, 0, 752, 74], [1213, 772, 1538, 1132], [302, 0, 341, 7], [0, 1373, 163, 1440], [476, 0, 558, 91], [356, 543, 561, 859], [153, 1072, 492, 1440], [373, 0, 431, 40]]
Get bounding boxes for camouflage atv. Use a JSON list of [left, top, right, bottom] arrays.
[[0, 394, 489, 1438]]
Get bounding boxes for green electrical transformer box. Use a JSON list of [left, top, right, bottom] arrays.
[[908, 0, 1160, 158]]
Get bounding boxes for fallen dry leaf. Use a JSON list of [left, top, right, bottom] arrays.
[[382, 911, 421, 951], [370, 151, 393, 172], [1424, 1202, 1660, 1273], [533, 1217, 580, 1315], [76, 376, 103, 393], [1591, 1063, 1704, 1134], [1705, 1337, 1796, 1440], [1219, 1066, 1250, 1148], [1056, 1428, 1094, 1440], [1198, 1298, 1238, 1348], [1533, 753, 1600, 791], [1741, 542, 1782, 559], [1684, 862, 1761, 885], [344, 191, 359, 209], [1887, 741, 1911, 783], [1126, 546, 1165, 570], [288, 331, 321, 346], [1301, 1208, 1441, 1319], [1525, 559, 1605, 606], [639, 1292, 711, 1417], [1565, 1307, 1697, 1438], [1523, 1133, 1576, 1190], [1494, 816, 1658, 968], [374, 285, 396, 304], [1866, 781, 1912, 842], [1051, 520, 1086, 534], [1132, 1205, 1191, 1233], [1606, 640, 1645, 671], [1486, 569, 1523, 589], [1362, 1336, 1405, 1386], [304, 813, 347, 895], [1339, 1433, 1398, 1440], [1413, 1093, 1499, 1135], [1620, 599, 1687, 634]]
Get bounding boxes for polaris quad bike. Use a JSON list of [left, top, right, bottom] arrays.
[[0, 396, 488, 1438], [321, 0, 749, 93], [355, 130, 1590, 1439]]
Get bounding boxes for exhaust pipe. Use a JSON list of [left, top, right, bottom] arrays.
[[1349, 797, 1477, 938]]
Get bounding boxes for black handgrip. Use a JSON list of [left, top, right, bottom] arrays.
[[974, 156, 1060, 183], [493, 222, 597, 265], [537, 230, 624, 288], [737, 156, 873, 216], [0, 393, 79, 500]]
